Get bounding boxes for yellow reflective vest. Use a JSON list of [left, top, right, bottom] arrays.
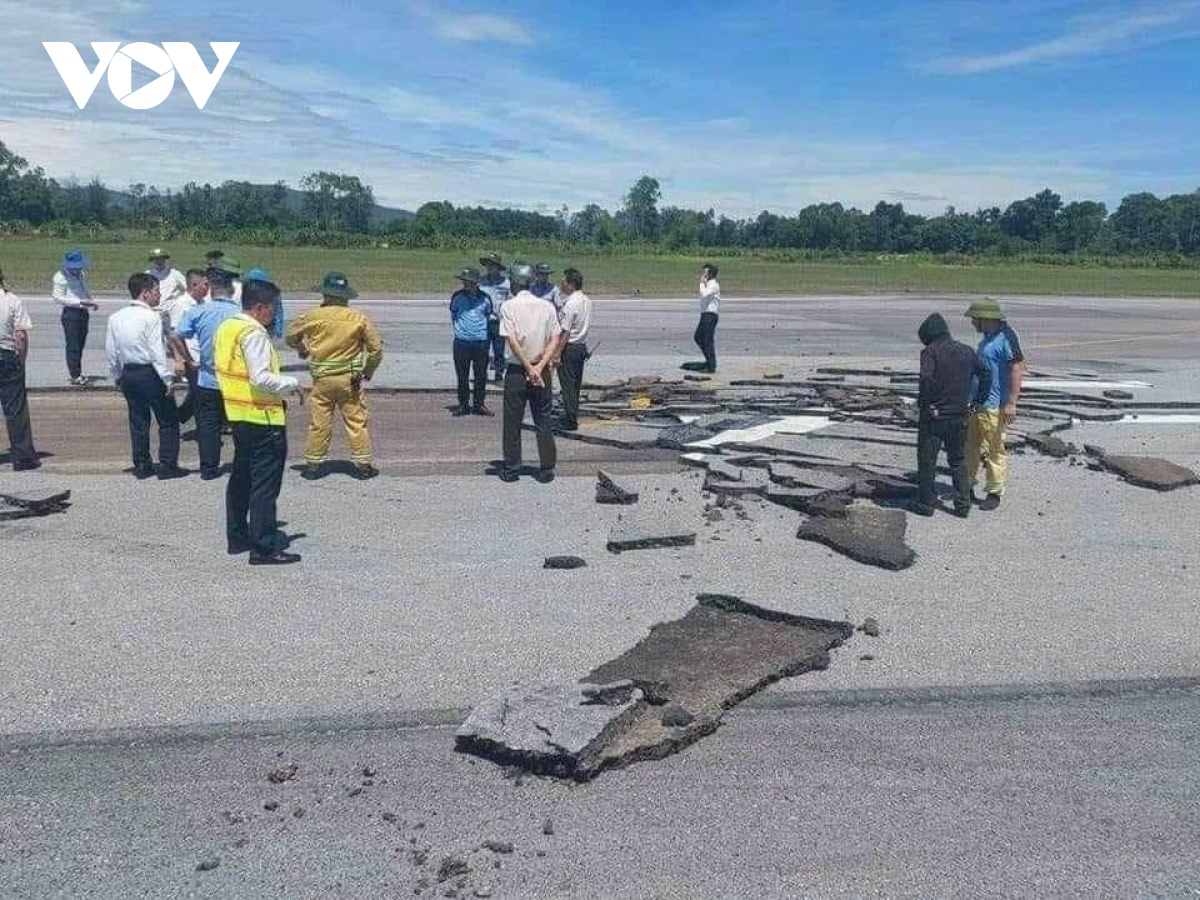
[[214, 316, 286, 426]]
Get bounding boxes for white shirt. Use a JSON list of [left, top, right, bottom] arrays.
[[52, 270, 92, 307], [499, 290, 562, 364], [233, 313, 299, 395], [169, 295, 201, 361], [559, 289, 592, 346], [700, 278, 721, 315], [0, 289, 33, 354], [148, 266, 188, 315], [106, 301, 172, 385]]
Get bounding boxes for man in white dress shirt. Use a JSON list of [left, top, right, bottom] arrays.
[[498, 263, 562, 483], [52, 248, 99, 385], [554, 267, 593, 432], [147, 249, 188, 318], [692, 263, 721, 373], [106, 273, 185, 480], [0, 267, 39, 470]]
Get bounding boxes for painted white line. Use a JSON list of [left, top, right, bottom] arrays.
[[1115, 414, 1200, 425], [1027, 379, 1153, 390], [688, 415, 835, 448]]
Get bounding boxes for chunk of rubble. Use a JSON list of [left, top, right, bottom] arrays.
[[655, 424, 714, 449], [0, 489, 71, 521], [607, 517, 697, 553], [544, 556, 587, 570], [767, 462, 855, 493], [1103, 389, 1134, 400], [797, 506, 916, 570], [1095, 454, 1199, 492], [703, 467, 770, 497], [1024, 431, 1078, 459], [455, 681, 646, 780], [595, 470, 639, 505]]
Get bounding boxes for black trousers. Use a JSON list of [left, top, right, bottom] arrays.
[[693, 312, 718, 371], [558, 343, 588, 429], [177, 365, 198, 425], [502, 364, 556, 473], [119, 365, 180, 470], [453, 339, 489, 410], [227, 423, 287, 551], [917, 415, 970, 509], [61, 307, 89, 380], [0, 350, 35, 465], [195, 386, 225, 476], [488, 319, 506, 372]]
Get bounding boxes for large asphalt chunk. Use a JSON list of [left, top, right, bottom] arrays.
[[797, 505, 916, 570], [581, 594, 853, 776], [1097, 454, 1200, 491], [455, 681, 645, 779]]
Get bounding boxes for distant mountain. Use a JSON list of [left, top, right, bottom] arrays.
[[102, 184, 414, 224]]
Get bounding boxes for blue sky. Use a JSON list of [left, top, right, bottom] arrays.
[[2, 0, 1199, 216]]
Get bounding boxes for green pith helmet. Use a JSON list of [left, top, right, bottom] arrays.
[[206, 256, 241, 277], [965, 297, 1006, 321], [316, 271, 357, 300], [478, 252, 506, 270]]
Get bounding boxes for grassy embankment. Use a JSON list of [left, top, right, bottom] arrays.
[[1, 237, 1197, 297]]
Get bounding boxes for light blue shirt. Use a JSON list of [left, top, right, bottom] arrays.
[[977, 325, 1024, 410], [176, 297, 242, 390], [450, 289, 492, 342]]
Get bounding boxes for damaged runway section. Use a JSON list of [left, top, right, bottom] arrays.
[[456, 594, 853, 780]]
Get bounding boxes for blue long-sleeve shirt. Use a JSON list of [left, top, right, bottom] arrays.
[[450, 289, 493, 342]]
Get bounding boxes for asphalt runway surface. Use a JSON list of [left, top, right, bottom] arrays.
[[4, 293, 1199, 898], [17, 292, 1200, 390]]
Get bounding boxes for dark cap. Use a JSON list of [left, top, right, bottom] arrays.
[[534, 262, 554, 275], [206, 255, 241, 277], [316, 271, 357, 300], [478, 252, 506, 270], [456, 267, 482, 284]]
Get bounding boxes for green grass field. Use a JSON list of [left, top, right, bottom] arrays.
[[1, 237, 1197, 297]]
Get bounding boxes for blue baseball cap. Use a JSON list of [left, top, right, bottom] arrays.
[[245, 267, 271, 282]]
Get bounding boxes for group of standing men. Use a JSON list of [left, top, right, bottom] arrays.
[[448, 253, 592, 482]]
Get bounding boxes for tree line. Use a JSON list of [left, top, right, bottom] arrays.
[[2, 141, 1199, 259]]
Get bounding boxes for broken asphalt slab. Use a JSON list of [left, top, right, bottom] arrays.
[[454, 681, 646, 780], [0, 489, 71, 521], [607, 514, 698, 553], [797, 505, 917, 570], [456, 595, 852, 780], [1094, 454, 1200, 492]]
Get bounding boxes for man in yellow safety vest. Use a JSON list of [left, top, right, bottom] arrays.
[[214, 278, 303, 566]]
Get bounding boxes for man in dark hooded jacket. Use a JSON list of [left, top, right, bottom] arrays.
[[916, 313, 990, 517]]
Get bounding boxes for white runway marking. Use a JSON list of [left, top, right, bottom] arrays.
[[1115, 414, 1200, 425], [1028, 379, 1153, 390], [688, 415, 835, 448]]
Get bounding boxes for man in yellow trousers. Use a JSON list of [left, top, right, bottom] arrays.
[[964, 297, 1026, 511], [286, 271, 383, 481]]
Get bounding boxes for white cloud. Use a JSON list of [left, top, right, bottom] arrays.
[[926, 3, 1200, 74], [435, 12, 533, 45]]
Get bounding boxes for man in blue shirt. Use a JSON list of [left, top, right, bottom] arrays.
[[450, 267, 494, 417], [964, 298, 1026, 510], [174, 257, 243, 480], [478, 252, 511, 383]]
